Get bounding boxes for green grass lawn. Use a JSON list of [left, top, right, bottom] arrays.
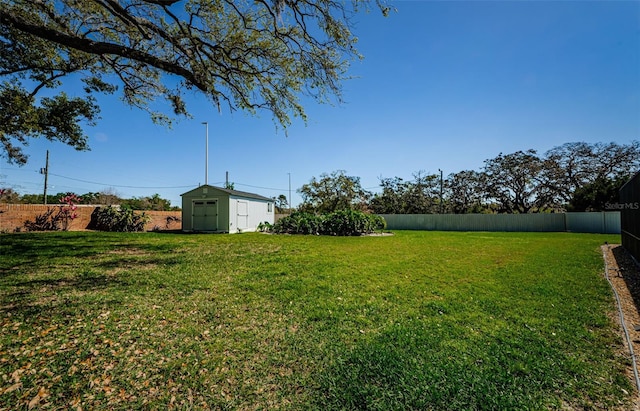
[[0, 231, 633, 410]]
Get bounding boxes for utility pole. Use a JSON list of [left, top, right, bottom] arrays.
[[40, 150, 49, 204], [438, 168, 444, 214], [287, 172, 292, 214], [202, 122, 209, 185]]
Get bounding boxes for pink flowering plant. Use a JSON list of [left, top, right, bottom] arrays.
[[24, 192, 80, 231], [59, 193, 79, 231]]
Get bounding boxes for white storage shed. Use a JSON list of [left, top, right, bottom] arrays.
[[181, 185, 274, 233]]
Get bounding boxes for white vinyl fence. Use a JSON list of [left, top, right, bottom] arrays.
[[378, 212, 620, 234]]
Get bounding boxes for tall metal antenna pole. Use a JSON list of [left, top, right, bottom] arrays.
[[287, 172, 292, 214], [438, 168, 444, 214], [202, 122, 209, 185]]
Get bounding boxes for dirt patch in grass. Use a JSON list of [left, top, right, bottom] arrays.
[[602, 244, 640, 409], [106, 248, 151, 256], [101, 248, 161, 275], [362, 232, 394, 237]]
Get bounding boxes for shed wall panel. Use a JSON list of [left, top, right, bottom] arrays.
[[181, 186, 229, 231], [229, 196, 273, 232]]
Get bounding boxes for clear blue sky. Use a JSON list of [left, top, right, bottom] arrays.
[[2, 0, 639, 208]]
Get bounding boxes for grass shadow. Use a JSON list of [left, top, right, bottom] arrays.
[[0, 233, 184, 275], [150, 230, 232, 235], [1, 234, 183, 319], [0, 272, 125, 319], [0, 232, 108, 260]]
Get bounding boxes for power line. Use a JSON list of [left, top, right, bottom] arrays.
[[234, 182, 289, 191], [48, 172, 293, 193], [48, 173, 196, 189], [236, 182, 381, 194], [6, 170, 382, 194], [11, 166, 383, 193], [6, 170, 291, 193]]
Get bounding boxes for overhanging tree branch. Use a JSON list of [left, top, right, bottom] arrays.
[[0, 11, 209, 93], [1, 0, 390, 164]]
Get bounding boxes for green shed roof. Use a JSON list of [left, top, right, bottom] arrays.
[[181, 185, 272, 202]]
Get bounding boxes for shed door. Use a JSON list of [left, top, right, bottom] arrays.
[[236, 200, 248, 230], [193, 200, 218, 231]]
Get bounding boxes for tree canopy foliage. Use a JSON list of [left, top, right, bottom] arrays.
[[482, 150, 551, 214], [298, 170, 371, 213], [297, 142, 639, 216], [0, 0, 389, 164], [273, 194, 289, 213], [370, 171, 441, 214], [0, 189, 178, 210], [367, 141, 640, 214]]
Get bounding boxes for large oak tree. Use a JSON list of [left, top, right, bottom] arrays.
[[369, 171, 441, 214], [298, 170, 371, 213], [481, 150, 554, 214], [543, 141, 640, 204], [0, 0, 389, 164]]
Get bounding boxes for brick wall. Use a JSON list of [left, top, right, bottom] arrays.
[[0, 204, 182, 232], [145, 210, 183, 231]]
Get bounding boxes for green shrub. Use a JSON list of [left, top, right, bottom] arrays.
[[89, 206, 149, 232], [272, 211, 322, 235], [257, 221, 273, 232], [321, 209, 386, 236], [273, 210, 385, 236]]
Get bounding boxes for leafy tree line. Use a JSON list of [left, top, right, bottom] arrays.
[[298, 141, 640, 214], [0, 188, 179, 211], [5, 141, 636, 214]]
